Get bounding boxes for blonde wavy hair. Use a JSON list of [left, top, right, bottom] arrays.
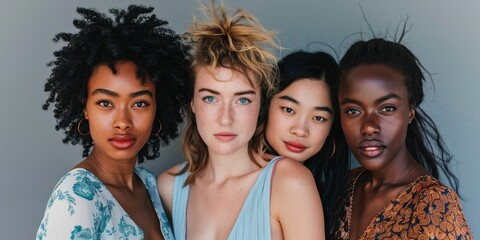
[[179, 1, 279, 185]]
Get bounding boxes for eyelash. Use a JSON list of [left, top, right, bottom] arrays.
[[238, 97, 251, 105], [96, 100, 150, 108], [202, 96, 216, 103], [282, 107, 328, 122], [345, 108, 360, 116], [133, 101, 150, 107], [97, 100, 113, 108], [313, 116, 327, 122], [381, 106, 396, 112]]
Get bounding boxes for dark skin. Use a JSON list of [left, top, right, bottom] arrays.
[[339, 64, 428, 239], [76, 61, 163, 240]]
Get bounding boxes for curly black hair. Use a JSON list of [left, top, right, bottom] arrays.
[[43, 5, 190, 163]]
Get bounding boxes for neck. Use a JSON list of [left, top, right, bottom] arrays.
[[79, 147, 138, 190], [367, 149, 427, 187], [203, 147, 265, 183]]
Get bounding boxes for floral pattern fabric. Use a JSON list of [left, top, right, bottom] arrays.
[[331, 168, 472, 240], [36, 167, 174, 240]]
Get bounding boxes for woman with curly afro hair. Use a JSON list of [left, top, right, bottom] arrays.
[[157, 2, 325, 239], [36, 5, 188, 240]]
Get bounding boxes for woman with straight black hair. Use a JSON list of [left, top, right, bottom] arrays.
[[332, 38, 472, 239], [265, 50, 350, 232]]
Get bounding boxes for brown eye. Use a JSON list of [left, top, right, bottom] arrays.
[[381, 106, 396, 112], [281, 107, 294, 114], [97, 100, 112, 108], [345, 108, 360, 116], [133, 101, 149, 107]]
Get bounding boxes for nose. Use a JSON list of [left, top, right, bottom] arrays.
[[361, 113, 380, 136], [219, 102, 233, 126], [290, 116, 309, 138], [113, 107, 133, 131]]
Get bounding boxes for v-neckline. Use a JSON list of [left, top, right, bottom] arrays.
[[71, 167, 160, 237], [347, 169, 431, 239], [183, 156, 281, 239]]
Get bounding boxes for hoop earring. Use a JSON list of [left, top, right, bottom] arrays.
[[328, 136, 336, 159], [77, 118, 90, 136], [152, 119, 162, 136]]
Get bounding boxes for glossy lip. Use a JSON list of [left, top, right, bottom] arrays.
[[108, 135, 136, 150], [358, 140, 386, 158], [284, 141, 307, 153], [213, 132, 237, 141]]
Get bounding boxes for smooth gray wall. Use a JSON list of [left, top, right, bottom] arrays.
[[0, 0, 478, 238]]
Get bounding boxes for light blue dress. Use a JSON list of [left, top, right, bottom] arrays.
[[36, 167, 174, 240], [172, 156, 282, 240]]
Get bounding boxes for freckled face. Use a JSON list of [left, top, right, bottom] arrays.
[[266, 79, 333, 162], [191, 66, 261, 156], [83, 61, 156, 162], [338, 64, 414, 171]]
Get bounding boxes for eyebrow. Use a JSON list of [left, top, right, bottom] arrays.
[[341, 93, 401, 105], [198, 88, 256, 96], [279, 95, 332, 114], [91, 88, 153, 98]]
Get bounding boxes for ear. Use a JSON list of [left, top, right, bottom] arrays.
[[408, 106, 415, 124], [83, 108, 89, 120], [190, 100, 195, 114]]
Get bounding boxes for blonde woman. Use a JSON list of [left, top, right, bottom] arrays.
[[157, 3, 324, 240]]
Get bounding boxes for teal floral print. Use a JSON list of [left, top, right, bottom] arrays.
[[36, 167, 175, 240]]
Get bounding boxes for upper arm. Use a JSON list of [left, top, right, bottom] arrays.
[[157, 164, 181, 218], [36, 181, 97, 239], [412, 187, 472, 239], [271, 158, 325, 240]]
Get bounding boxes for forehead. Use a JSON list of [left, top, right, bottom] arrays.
[[340, 64, 407, 96], [194, 65, 258, 91], [88, 61, 155, 92], [277, 78, 331, 101]]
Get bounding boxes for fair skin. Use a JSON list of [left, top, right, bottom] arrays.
[[158, 66, 324, 240], [266, 79, 333, 162], [339, 64, 427, 239], [77, 61, 164, 240]]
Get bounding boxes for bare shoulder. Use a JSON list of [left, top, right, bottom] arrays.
[[157, 163, 185, 214], [272, 157, 315, 185], [270, 157, 325, 239]]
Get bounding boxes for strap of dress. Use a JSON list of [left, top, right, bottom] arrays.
[[227, 156, 282, 240], [172, 163, 189, 240]]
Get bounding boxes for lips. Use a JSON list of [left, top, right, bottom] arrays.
[[109, 135, 136, 150], [214, 132, 237, 141], [284, 141, 307, 153], [358, 140, 386, 158]]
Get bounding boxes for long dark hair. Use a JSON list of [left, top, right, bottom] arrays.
[[269, 50, 350, 231], [338, 38, 459, 193]]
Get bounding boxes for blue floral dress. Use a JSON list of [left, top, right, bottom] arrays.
[[36, 167, 174, 240]]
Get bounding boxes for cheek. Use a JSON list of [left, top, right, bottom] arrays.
[[340, 117, 357, 144], [311, 125, 331, 147]]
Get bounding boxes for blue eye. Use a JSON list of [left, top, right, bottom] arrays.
[[203, 96, 216, 103], [238, 97, 251, 105]]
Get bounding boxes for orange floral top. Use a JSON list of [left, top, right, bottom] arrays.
[[331, 168, 472, 240]]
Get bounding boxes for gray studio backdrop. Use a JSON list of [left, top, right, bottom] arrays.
[[0, 0, 478, 239]]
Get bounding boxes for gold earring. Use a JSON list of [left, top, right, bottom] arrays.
[[328, 136, 336, 159], [152, 119, 162, 136], [77, 118, 90, 136]]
